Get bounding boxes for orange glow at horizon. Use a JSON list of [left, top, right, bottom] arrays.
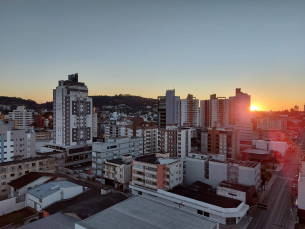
[[250, 105, 259, 111]]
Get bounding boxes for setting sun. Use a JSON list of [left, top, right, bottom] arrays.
[[250, 105, 259, 111]]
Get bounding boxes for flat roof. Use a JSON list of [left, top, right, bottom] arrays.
[[27, 181, 81, 199], [18, 212, 79, 229], [0, 156, 52, 166], [76, 196, 218, 229], [134, 154, 180, 165], [218, 180, 252, 193], [0, 207, 38, 228], [242, 148, 271, 155], [226, 159, 259, 168], [169, 183, 242, 208], [44, 190, 127, 220]]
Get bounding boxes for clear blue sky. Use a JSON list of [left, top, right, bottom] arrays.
[[0, 0, 304, 111]]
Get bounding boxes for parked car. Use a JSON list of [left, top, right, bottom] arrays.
[[85, 167, 90, 171], [80, 169, 84, 173]]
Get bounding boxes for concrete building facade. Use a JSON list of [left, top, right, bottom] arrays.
[[180, 94, 200, 127], [8, 106, 33, 130], [132, 153, 183, 190], [53, 74, 93, 146], [91, 137, 143, 184]]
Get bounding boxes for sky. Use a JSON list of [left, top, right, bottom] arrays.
[[0, 0, 304, 111]]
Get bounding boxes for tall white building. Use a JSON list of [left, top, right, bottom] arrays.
[[180, 94, 200, 127], [8, 106, 33, 130], [53, 74, 93, 146]]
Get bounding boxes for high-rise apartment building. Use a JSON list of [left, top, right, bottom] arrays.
[[201, 127, 240, 159], [200, 94, 228, 128], [157, 90, 180, 128], [53, 74, 93, 146], [0, 121, 36, 163], [8, 106, 33, 130], [125, 119, 158, 155], [180, 94, 200, 127], [228, 88, 252, 141], [158, 125, 191, 159]]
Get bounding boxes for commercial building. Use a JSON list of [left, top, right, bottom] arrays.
[[186, 156, 261, 189], [131, 153, 183, 190], [252, 140, 288, 156], [201, 127, 240, 159], [0, 156, 55, 200], [0, 121, 36, 163], [252, 129, 286, 141], [217, 180, 259, 206], [157, 89, 180, 128], [180, 94, 200, 127], [53, 73, 93, 146], [130, 181, 248, 225], [8, 106, 33, 130], [41, 144, 92, 169], [75, 196, 219, 229], [91, 137, 143, 184], [103, 155, 132, 190], [25, 181, 83, 212]]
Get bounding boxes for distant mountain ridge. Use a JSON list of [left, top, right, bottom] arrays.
[[0, 95, 157, 110]]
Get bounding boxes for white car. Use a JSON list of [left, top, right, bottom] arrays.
[[85, 167, 90, 171]]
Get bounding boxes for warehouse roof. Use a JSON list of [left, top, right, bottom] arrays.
[[76, 196, 218, 229]]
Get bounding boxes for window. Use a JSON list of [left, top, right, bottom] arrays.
[[10, 166, 14, 171], [1, 175, 6, 179], [0, 168, 6, 173], [197, 210, 203, 215], [226, 217, 236, 225], [39, 162, 43, 165], [39, 168, 43, 171], [204, 212, 210, 217], [32, 163, 36, 166], [25, 164, 29, 168], [32, 169, 36, 172], [138, 191, 142, 196], [10, 173, 15, 177], [1, 182, 6, 186], [2, 189, 7, 192], [25, 171, 29, 174]]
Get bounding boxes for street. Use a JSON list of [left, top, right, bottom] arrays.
[[248, 132, 304, 229]]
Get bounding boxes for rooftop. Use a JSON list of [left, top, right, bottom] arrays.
[[27, 181, 81, 199], [218, 180, 252, 193], [242, 148, 271, 155], [134, 154, 180, 165], [0, 207, 38, 228], [76, 196, 218, 229], [0, 156, 52, 167], [169, 181, 242, 208], [8, 172, 62, 190], [226, 159, 259, 168], [44, 190, 127, 220], [18, 213, 79, 229]]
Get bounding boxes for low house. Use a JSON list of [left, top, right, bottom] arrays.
[[25, 181, 83, 212]]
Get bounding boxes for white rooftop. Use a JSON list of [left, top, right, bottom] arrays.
[[158, 158, 180, 165], [27, 181, 81, 199], [76, 196, 218, 229]]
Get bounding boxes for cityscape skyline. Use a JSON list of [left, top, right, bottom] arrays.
[[1, 0, 304, 111]]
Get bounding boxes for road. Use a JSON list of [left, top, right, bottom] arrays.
[[248, 131, 305, 229]]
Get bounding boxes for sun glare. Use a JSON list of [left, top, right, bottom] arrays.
[[250, 105, 259, 111]]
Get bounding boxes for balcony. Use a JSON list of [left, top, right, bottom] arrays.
[[133, 173, 145, 179], [165, 177, 170, 182], [132, 180, 145, 186], [133, 167, 144, 172], [165, 171, 170, 175], [145, 183, 158, 190], [145, 170, 157, 175], [145, 176, 157, 182]]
